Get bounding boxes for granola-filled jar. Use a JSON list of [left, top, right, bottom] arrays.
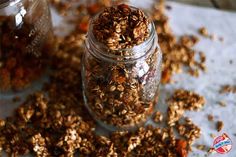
[[0, 0, 53, 92], [82, 4, 162, 131]]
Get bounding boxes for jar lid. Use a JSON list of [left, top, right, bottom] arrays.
[[0, 0, 21, 8]]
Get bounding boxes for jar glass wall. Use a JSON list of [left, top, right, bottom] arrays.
[[82, 5, 162, 131], [0, 0, 53, 92]]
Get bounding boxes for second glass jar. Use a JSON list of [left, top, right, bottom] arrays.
[[82, 6, 162, 131], [0, 0, 53, 92]]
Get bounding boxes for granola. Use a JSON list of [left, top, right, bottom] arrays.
[[83, 4, 161, 129], [92, 4, 150, 50], [0, 0, 208, 156], [167, 89, 206, 126], [153, 8, 206, 83]]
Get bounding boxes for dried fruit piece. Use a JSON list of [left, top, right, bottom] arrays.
[[216, 121, 224, 132], [176, 139, 188, 157]]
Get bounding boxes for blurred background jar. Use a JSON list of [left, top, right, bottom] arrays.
[[0, 0, 53, 92], [82, 6, 162, 131]]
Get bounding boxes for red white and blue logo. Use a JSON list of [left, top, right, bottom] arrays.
[[213, 133, 232, 154]]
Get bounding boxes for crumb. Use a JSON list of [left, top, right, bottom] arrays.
[[207, 114, 214, 121], [198, 27, 208, 37], [209, 34, 216, 41], [218, 101, 226, 107], [219, 37, 224, 42], [152, 111, 163, 123], [210, 133, 215, 138], [196, 144, 207, 151]]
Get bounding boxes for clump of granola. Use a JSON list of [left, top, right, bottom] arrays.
[[167, 89, 206, 126], [177, 117, 201, 146], [31, 133, 49, 157], [92, 4, 150, 50]]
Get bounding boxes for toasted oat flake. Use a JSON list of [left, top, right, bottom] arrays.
[[196, 144, 206, 151]]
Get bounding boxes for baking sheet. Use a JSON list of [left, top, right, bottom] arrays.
[[1, 1, 236, 157]]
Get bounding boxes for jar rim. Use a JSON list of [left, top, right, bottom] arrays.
[[86, 5, 158, 63]]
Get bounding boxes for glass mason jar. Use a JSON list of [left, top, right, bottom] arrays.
[[82, 7, 162, 131], [0, 0, 53, 92]]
